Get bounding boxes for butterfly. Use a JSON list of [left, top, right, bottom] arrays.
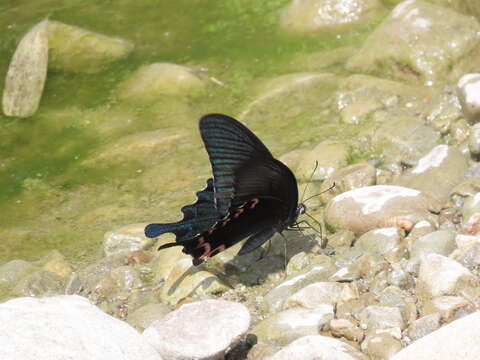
[[144, 113, 306, 266]]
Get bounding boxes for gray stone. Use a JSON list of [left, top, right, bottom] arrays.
[[391, 312, 480, 360], [354, 227, 403, 255], [47, 21, 134, 73], [450, 234, 480, 269], [395, 145, 468, 204], [143, 299, 249, 360], [0, 295, 161, 360], [362, 333, 402, 360], [103, 223, 155, 257], [2, 21, 48, 117], [110, 266, 143, 292], [422, 295, 475, 322], [126, 303, 171, 331], [407, 313, 441, 341], [347, 0, 480, 86], [359, 306, 405, 336], [11, 270, 66, 297], [251, 306, 334, 345], [117, 63, 206, 100], [462, 193, 480, 223], [268, 335, 367, 360], [330, 318, 365, 342], [327, 230, 355, 249], [416, 254, 478, 300], [410, 229, 457, 259], [325, 185, 440, 235], [264, 262, 337, 313], [319, 163, 376, 204], [457, 74, 480, 124], [280, 0, 385, 34], [283, 282, 346, 309], [0, 260, 37, 285]]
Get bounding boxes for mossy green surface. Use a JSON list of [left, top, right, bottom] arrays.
[[0, 0, 381, 266]]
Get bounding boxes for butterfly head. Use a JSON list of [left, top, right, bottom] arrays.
[[296, 203, 307, 216]]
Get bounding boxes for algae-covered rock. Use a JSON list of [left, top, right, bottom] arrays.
[[280, 0, 385, 34], [347, 0, 480, 86], [10, 270, 66, 297], [2, 21, 48, 117], [117, 63, 206, 100], [0, 260, 37, 286], [47, 21, 134, 73]]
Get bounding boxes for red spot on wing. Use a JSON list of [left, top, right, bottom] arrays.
[[250, 198, 260, 209]]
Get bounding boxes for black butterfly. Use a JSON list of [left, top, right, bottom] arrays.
[[145, 114, 306, 266]]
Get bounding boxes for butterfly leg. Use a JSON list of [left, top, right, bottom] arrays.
[[278, 232, 289, 277]]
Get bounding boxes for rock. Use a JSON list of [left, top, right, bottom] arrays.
[[103, 223, 155, 257], [450, 235, 480, 269], [327, 230, 355, 248], [238, 73, 340, 150], [347, 0, 480, 86], [391, 312, 480, 360], [126, 303, 171, 331], [404, 220, 436, 252], [264, 262, 337, 313], [407, 313, 441, 341], [354, 227, 403, 255], [336, 293, 378, 321], [359, 306, 405, 337], [280, 0, 385, 34], [422, 296, 475, 322], [117, 63, 206, 100], [330, 318, 365, 342], [285, 253, 330, 276], [457, 74, 480, 124], [416, 254, 478, 300], [325, 185, 439, 235], [2, 21, 48, 117], [0, 295, 161, 360], [461, 193, 480, 223], [319, 163, 377, 204], [10, 270, 66, 297], [159, 258, 230, 306], [283, 281, 346, 309], [82, 129, 186, 167], [47, 21, 134, 73], [362, 332, 402, 359], [410, 229, 456, 259], [395, 145, 468, 204], [110, 266, 143, 292], [268, 335, 367, 360], [251, 306, 334, 345], [0, 259, 36, 285], [462, 212, 480, 235], [143, 299, 249, 360], [372, 114, 440, 166], [151, 236, 190, 282]]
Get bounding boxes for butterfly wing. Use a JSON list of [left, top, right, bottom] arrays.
[[199, 114, 273, 215], [144, 178, 221, 242]]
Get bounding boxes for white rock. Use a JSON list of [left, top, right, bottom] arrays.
[[457, 73, 480, 123], [417, 254, 474, 299], [0, 295, 161, 360], [2, 21, 48, 117], [392, 312, 480, 360], [143, 299, 250, 360], [268, 335, 367, 360]]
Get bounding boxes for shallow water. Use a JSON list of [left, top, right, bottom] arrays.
[[0, 0, 381, 265]]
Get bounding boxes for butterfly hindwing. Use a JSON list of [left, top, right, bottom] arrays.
[[144, 178, 221, 242]]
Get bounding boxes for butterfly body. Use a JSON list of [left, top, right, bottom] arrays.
[[145, 114, 304, 265]]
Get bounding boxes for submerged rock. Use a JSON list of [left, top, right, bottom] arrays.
[[280, 0, 385, 34], [103, 223, 155, 257], [2, 21, 48, 117], [0, 295, 161, 360], [126, 303, 171, 331], [47, 21, 134, 73], [347, 0, 480, 86], [0, 260, 37, 286], [143, 299, 250, 360], [117, 63, 206, 100]]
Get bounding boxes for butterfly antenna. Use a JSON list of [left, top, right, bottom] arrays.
[[303, 182, 336, 204], [304, 212, 327, 248], [300, 161, 319, 203]]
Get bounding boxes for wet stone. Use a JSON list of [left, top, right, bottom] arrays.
[[330, 318, 365, 343], [251, 306, 334, 346], [410, 229, 457, 260], [354, 227, 403, 255], [103, 223, 155, 257], [10, 270, 66, 297], [0, 260, 37, 286], [457, 74, 480, 124], [126, 303, 171, 332], [110, 266, 143, 293], [143, 299, 250, 360]]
